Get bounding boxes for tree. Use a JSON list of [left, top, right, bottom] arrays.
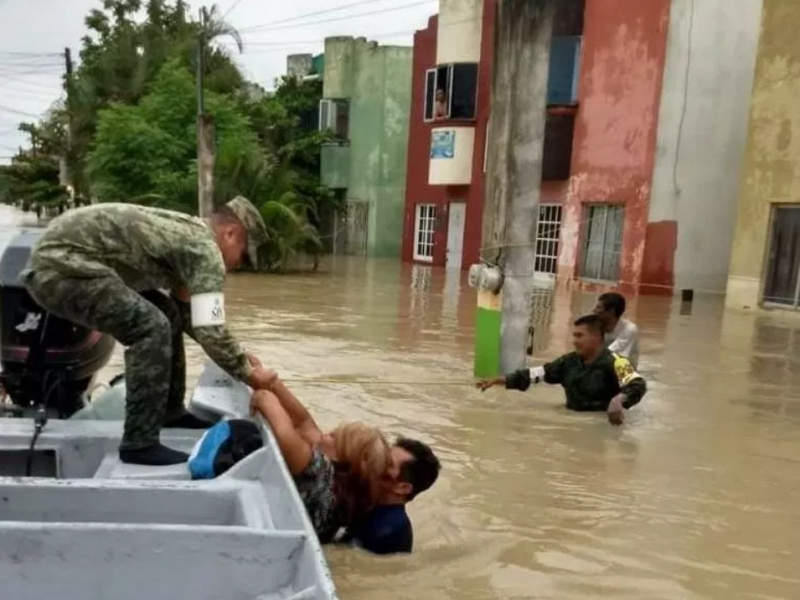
[[240, 76, 341, 241], [0, 154, 68, 211], [8, 0, 339, 272], [87, 59, 262, 211]]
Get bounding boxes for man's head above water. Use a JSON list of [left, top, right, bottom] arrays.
[[594, 292, 626, 332], [382, 437, 441, 504], [572, 314, 606, 359]]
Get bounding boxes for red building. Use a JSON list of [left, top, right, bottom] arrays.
[[402, 0, 675, 293]]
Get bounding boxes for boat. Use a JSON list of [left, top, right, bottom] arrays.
[[0, 231, 339, 600]]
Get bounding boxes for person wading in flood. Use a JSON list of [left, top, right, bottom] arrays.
[[21, 197, 279, 466], [594, 292, 640, 368], [476, 314, 647, 425]]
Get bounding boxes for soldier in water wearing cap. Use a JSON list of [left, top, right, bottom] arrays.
[[21, 197, 278, 466]]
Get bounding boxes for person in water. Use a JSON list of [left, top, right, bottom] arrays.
[[250, 378, 390, 543], [594, 292, 640, 368], [339, 436, 441, 555], [22, 198, 278, 466], [476, 314, 647, 425]]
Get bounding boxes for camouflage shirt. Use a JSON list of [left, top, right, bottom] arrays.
[[26, 203, 252, 382], [505, 349, 646, 411]]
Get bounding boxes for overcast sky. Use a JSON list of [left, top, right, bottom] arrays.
[[0, 0, 437, 163]]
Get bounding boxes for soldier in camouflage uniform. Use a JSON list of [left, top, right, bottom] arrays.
[[21, 196, 279, 465]]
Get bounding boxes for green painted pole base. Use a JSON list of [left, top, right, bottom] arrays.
[[474, 289, 502, 378]]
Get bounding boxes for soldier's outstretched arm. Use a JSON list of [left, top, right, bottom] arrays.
[[172, 286, 272, 387]]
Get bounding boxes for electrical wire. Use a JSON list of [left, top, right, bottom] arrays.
[[238, 0, 410, 32], [222, 0, 248, 20], [239, 0, 435, 34]]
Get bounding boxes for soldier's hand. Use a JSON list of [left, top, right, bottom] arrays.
[[607, 396, 625, 426], [250, 366, 279, 391]]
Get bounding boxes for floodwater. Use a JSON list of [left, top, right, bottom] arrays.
[[3, 205, 800, 599]]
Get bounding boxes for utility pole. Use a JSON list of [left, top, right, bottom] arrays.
[[473, 0, 555, 377], [63, 47, 74, 195], [196, 6, 215, 218]]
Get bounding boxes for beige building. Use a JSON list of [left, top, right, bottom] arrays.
[[727, 0, 800, 310]]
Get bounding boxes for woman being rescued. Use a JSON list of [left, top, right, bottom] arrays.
[[250, 376, 390, 543]]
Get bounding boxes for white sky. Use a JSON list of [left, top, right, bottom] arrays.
[[0, 0, 437, 164]]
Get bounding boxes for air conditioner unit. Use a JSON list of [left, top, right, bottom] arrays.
[[318, 99, 337, 132]]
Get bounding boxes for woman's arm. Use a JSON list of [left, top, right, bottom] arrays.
[[251, 390, 313, 476], [268, 379, 322, 446]]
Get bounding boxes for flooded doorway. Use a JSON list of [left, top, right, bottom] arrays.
[[763, 205, 800, 306], [334, 200, 369, 257], [445, 201, 466, 270]]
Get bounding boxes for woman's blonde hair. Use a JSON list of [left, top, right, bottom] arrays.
[[329, 422, 391, 523]]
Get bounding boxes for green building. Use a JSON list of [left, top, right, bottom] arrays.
[[317, 37, 412, 258]]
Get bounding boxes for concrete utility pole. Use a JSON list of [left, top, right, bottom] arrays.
[[473, 0, 555, 377], [63, 47, 74, 193], [197, 7, 215, 218]]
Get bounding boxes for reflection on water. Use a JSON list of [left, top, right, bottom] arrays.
[[3, 208, 800, 599]]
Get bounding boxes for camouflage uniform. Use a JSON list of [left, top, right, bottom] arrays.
[[21, 197, 269, 450]]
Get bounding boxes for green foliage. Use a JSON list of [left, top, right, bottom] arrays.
[[87, 59, 262, 211], [0, 154, 68, 208], [7, 0, 336, 272]]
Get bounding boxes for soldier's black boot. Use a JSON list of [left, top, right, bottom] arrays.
[[163, 411, 215, 429], [119, 443, 189, 466]]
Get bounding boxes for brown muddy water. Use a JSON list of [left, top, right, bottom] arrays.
[[3, 206, 800, 599]]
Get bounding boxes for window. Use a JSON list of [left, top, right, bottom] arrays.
[[424, 63, 478, 121], [413, 204, 436, 262], [423, 69, 436, 121], [580, 204, 624, 281], [547, 36, 582, 105], [318, 99, 349, 139], [534, 205, 563, 275]]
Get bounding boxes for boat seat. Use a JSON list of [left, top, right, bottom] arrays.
[[93, 453, 191, 481]]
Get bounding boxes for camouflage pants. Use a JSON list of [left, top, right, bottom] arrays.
[[24, 270, 186, 449]]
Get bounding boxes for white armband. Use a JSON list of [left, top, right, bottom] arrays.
[[190, 292, 226, 327], [528, 366, 545, 382]]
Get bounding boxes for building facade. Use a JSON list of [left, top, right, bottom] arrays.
[[726, 0, 800, 311], [319, 37, 413, 258], [402, 0, 761, 296]]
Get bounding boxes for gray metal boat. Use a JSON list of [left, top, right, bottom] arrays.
[[0, 229, 338, 600]]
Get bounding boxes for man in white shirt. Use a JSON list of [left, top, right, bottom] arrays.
[[594, 292, 640, 368]]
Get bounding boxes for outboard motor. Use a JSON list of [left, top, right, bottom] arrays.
[[0, 230, 116, 419]]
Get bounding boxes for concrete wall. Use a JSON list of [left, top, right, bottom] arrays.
[[437, 0, 483, 64], [323, 38, 412, 258], [644, 0, 762, 295], [727, 0, 800, 309], [556, 0, 671, 291]]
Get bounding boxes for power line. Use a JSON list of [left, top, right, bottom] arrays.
[[0, 51, 62, 58], [236, 12, 480, 50], [239, 0, 385, 31], [239, 0, 435, 34], [222, 0, 247, 19], [0, 103, 45, 119]]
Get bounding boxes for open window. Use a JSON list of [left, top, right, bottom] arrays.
[[423, 69, 436, 121], [424, 63, 478, 122], [318, 99, 350, 139]]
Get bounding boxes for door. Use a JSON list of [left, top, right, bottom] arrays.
[[446, 202, 466, 269], [763, 206, 800, 306]]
